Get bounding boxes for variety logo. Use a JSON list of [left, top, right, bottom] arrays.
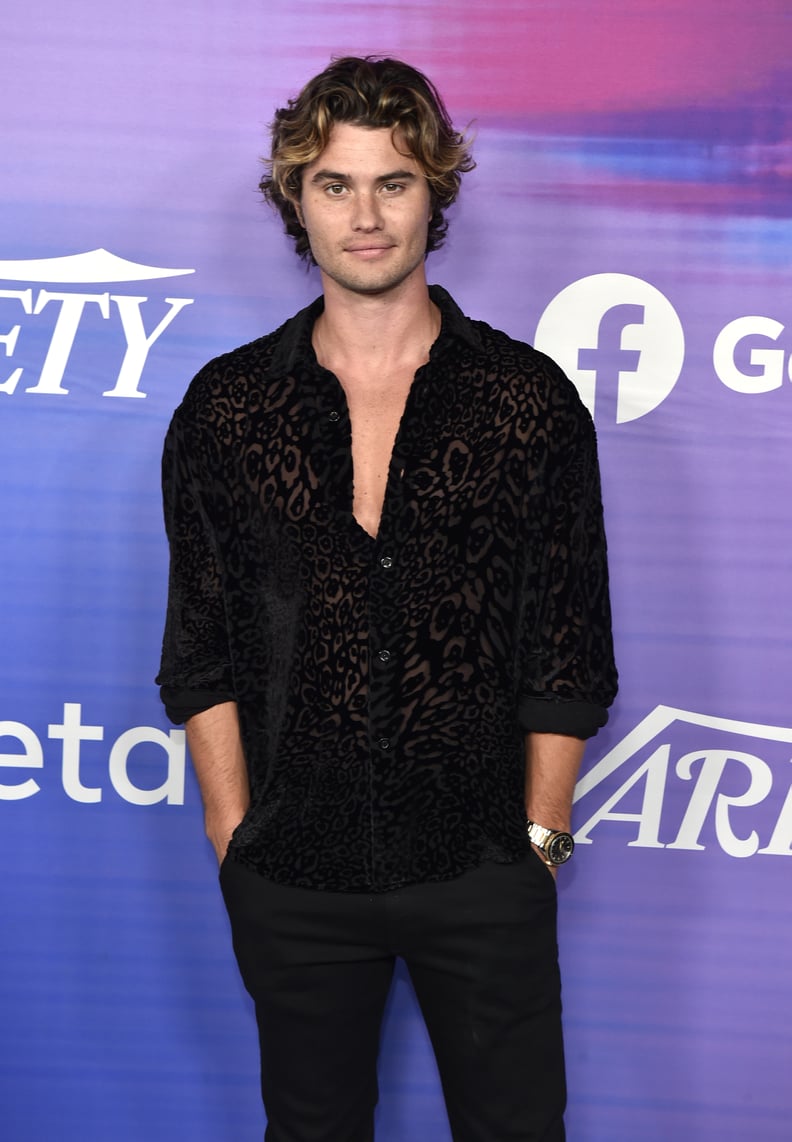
[[534, 273, 792, 422], [574, 705, 792, 857], [0, 248, 194, 399]]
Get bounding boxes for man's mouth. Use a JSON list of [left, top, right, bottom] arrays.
[[345, 244, 394, 256]]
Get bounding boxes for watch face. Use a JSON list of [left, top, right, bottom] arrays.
[[546, 832, 575, 865]]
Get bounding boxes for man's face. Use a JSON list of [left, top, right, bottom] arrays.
[[298, 122, 432, 298]]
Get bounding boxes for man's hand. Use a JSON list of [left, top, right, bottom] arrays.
[[207, 816, 244, 866], [185, 702, 250, 866], [530, 842, 558, 878]]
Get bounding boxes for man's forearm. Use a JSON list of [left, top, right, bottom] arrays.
[[524, 732, 586, 834], [186, 701, 250, 863]]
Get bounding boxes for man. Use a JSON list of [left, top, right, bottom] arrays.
[[157, 56, 617, 1142]]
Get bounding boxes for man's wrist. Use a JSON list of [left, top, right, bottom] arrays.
[[526, 819, 575, 866], [206, 810, 246, 864]]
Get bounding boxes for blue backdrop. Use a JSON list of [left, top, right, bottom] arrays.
[[2, 2, 791, 1138]]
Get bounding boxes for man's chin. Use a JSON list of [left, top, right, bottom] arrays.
[[323, 264, 425, 299]]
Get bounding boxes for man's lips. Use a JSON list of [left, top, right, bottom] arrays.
[[344, 243, 395, 257]]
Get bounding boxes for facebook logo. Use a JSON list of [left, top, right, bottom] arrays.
[[533, 275, 685, 423], [577, 304, 646, 419]]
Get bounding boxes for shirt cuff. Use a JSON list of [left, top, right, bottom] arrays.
[[517, 696, 609, 739], [160, 685, 236, 725]]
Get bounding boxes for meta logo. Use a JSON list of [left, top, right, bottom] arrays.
[[534, 273, 791, 423], [0, 702, 186, 805], [0, 248, 194, 399], [574, 705, 792, 857]]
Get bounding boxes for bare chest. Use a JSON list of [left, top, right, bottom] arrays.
[[342, 373, 414, 539]]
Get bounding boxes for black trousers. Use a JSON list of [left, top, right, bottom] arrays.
[[219, 855, 566, 1142]]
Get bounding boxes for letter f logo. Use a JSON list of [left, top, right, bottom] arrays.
[[534, 274, 685, 423], [577, 304, 645, 422]]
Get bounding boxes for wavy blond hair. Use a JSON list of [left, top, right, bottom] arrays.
[[260, 56, 475, 263]]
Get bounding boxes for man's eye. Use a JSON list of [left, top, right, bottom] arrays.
[[326, 184, 346, 196], [382, 183, 403, 193]]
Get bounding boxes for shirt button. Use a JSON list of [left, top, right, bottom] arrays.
[[377, 737, 391, 751], [328, 410, 340, 422], [377, 649, 391, 663], [379, 555, 393, 570]]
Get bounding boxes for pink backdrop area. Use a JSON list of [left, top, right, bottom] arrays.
[[2, 3, 791, 1140]]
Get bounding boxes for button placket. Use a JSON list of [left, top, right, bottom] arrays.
[[369, 538, 399, 772]]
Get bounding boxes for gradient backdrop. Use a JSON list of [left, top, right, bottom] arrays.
[[2, 2, 791, 1139]]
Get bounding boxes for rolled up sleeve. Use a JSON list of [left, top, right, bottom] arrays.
[[156, 403, 235, 724], [518, 378, 618, 739]]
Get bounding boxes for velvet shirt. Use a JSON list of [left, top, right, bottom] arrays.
[[157, 286, 618, 891]]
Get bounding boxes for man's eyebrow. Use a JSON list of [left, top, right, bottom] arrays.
[[309, 169, 418, 185], [377, 170, 418, 183]]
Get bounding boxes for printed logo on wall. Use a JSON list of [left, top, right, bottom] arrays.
[[0, 248, 195, 398], [534, 273, 685, 424], [534, 273, 792, 422], [0, 702, 186, 806], [574, 706, 792, 857]]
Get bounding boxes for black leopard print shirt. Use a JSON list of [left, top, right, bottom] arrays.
[[157, 287, 617, 891]]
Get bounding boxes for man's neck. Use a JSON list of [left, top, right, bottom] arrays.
[[312, 271, 440, 376]]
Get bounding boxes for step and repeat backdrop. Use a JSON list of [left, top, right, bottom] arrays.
[[2, 2, 790, 1139]]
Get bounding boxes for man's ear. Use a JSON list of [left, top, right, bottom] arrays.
[[294, 201, 305, 228]]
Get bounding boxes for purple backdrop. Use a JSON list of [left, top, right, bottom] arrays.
[[2, 2, 791, 1139]]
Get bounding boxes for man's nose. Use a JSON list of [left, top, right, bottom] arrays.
[[351, 191, 384, 230]]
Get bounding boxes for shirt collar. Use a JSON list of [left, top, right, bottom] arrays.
[[268, 284, 483, 376]]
